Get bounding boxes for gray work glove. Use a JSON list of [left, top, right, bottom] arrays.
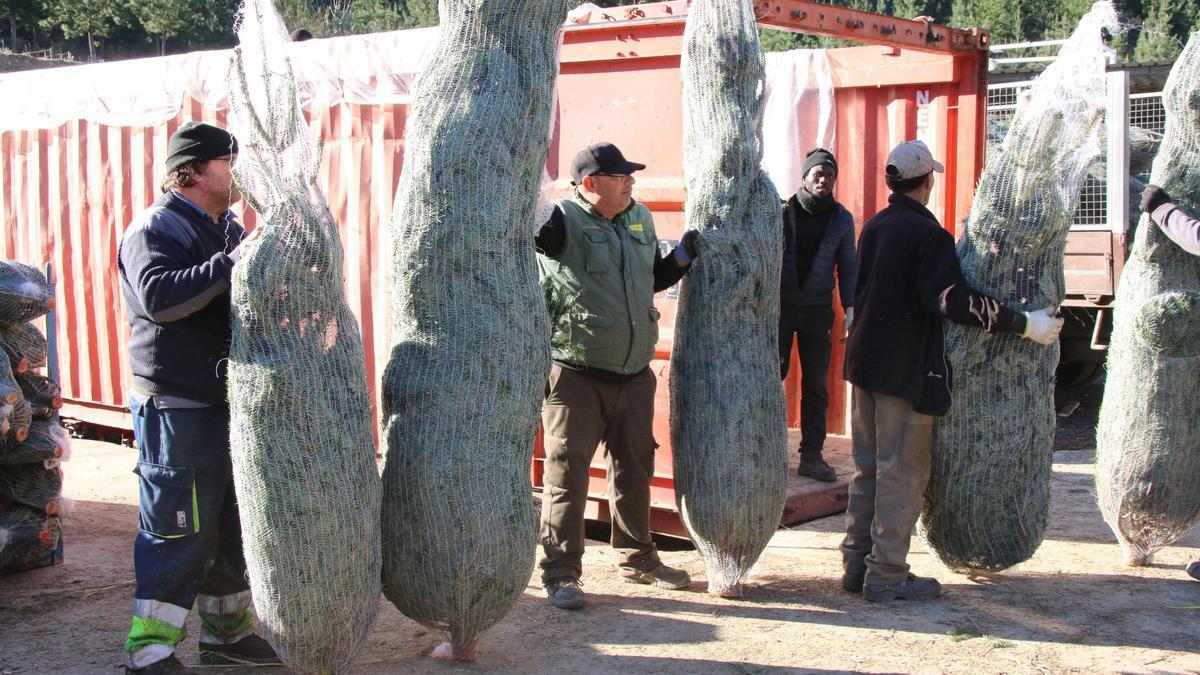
[[679, 229, 699, 261], [1141, 185, 1171, 213], [1021, 307, 1064, 346]]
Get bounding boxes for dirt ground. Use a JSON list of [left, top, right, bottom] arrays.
[[2, 408, 1199, 673]]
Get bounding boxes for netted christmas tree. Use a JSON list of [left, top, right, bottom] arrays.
[[1096, 31, 1200, 566], [0, 259, 66, 574], [0, 505, 61, 571], [670, 0, 787, 597], [0, 261, 53, 328], [379, 0, 567, 660], [225, 0, 382, 671], [0, 322, 48, 374], [921, 2, 1120, 573]]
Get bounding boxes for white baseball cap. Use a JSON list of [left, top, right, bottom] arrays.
[[885, 140, 945, 180]]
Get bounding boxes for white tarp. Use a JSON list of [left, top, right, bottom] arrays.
[[0, 26, 439, 132], [0, 27, 837, 177], [761, 49, 837, 200]]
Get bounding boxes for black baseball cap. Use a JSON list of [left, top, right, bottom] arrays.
[[570, 142, 646, 184], [165, 121, 238, 173]]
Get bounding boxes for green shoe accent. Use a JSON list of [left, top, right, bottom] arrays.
[[198, 608, 252, 642], [124, 616, 186, 656]]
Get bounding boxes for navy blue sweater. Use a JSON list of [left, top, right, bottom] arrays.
[[117, 192, 244, 404], [780, 195, 857, 308]]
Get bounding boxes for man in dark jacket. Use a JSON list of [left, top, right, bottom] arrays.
[[779, 147, 856, 482], [117, 122, 276, 674], [842, 140, 1063, 603]]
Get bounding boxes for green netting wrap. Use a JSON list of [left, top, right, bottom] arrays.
[[0, 261, 52, 329], [0, 462, 62, 513], [6, 399, 31, 444], [379, 0, 566, 659], [16, 372, 62, 420], [0, 505, 60, 571], [921, 2, 1120, 573], [670, 0, 787, 598], [0, 322, 48, 373], [1096, 31, 1200, 566], [225, 0, 382, 671], [0, 420, 69, 466], [0, 350, 20, 408]]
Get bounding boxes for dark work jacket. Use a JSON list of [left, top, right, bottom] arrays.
[[117, 192, 244, 404], [844, 193, 1026, 415], [781, 195, 857, 309]]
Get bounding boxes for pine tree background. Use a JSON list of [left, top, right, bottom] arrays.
[[1, 0, 1189, 63]]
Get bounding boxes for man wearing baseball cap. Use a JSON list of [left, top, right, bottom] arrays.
[[778, 147, 857, 483], [117, 121, 276, 673], [841, 139, 1063, 603], [534, 141, 697, 609]]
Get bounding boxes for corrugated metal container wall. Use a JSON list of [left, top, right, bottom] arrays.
[[0, 100, 408, 430], [0, 2, 985, 531]]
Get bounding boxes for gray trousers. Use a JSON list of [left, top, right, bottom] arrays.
[[841, 386, 933, 586], [539, 364, 661, 583]]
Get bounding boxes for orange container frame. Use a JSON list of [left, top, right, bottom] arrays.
[[538, 2, 989, 536], [0, 1, 989, 537]]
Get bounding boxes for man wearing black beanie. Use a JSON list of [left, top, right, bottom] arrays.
[[117, 121, 277, 673], [779, 147, 857, 482]]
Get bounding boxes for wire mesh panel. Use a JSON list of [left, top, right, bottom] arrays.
[[987, 83, 1166, 230]]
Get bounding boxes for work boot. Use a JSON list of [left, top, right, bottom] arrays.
[[621, 563, 691, 590], [797, 453, 838, 482], [841, 571, 864, 593], [1187, 561, 1200, 581], [124, 656, 195, 675], [544, 578, 586, 609], [863, 574, 942, 602], [198, 634, 281, 666]]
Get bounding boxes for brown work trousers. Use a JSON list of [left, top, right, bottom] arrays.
[[841, 386, 933, 586], [539, 364, 661, 583]]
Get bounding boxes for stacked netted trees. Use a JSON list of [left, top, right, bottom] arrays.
[[225, 0, 381, 671], [0, 259, 67, 573], [379, 0, 568, 660], [1096, 31, 1200, 566], [921, 2, 1120, 573], [670, 0, 787, 597]]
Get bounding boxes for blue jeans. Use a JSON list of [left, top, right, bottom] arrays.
[[126, 399, 251, 668]]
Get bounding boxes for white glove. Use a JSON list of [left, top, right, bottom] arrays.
[[843, 307, 855, 334], [1021, 307, 1064, 346]]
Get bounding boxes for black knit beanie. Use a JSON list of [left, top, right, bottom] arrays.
[[802, 147, 837, 177], [165, 122, 238, 173]]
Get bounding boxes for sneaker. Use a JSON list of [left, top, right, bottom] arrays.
[[125, 656, 195, 675], [621, 563, 691, 590], [1187, 561, 1200, 581], [198, 634, 281, 666], [797, 455, 838, 482], [544, 578, 586, 609], [863, 574, 942, 602], [841, 572, 864, 593]]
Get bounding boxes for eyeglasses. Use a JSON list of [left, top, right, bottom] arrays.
[[593, 173, 632, 179]]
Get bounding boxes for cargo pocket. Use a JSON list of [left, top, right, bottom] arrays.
[[570, 313, 614, 342], [134, 462, 198, 538], [628, 228, 656, 273], [584, 230, 612, 273]]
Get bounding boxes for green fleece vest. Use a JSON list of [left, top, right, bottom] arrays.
[[538, 195, 660, 375]]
